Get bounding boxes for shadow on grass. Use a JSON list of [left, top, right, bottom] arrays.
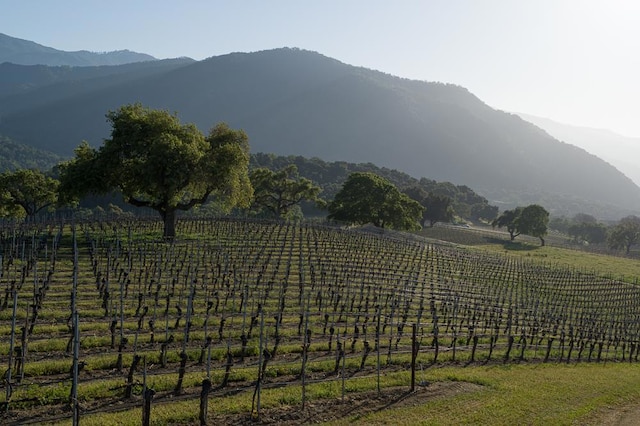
[[485, 237, 540, 252]]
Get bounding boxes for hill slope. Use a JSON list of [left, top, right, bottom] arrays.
[[0, 135, 61, 171], [0, 47, 638, 218], [518, 113, 640, 188], [0, 33, 156, 66]]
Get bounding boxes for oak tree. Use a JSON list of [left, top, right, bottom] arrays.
[[517, 204, 550, 246], [250, 165, 323, 219], [492, 204, 549, 245], [608, 215, 640, 255], [403, 186, 454, 227], [59, 104, 253, 237], [328, 172, 423, 230], [492, 207, 523, 241], [0, 169, 59, 219]]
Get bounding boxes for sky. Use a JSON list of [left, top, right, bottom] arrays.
[[2, 0, 640, 138]]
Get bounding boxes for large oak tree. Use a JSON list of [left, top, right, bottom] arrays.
[[492, 204, 549, 245], [59, 104, 253, 237], [328, 172, 423, 230]]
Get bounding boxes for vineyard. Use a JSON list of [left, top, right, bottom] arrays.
[[2, 217, 640, 425]]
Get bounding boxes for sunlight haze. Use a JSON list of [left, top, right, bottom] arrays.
[[3, 0, 638, 141]]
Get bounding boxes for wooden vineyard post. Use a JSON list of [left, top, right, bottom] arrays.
[[141, 356, 155, 426], [70, 227, 80, 426], [142, 386, 155, 426], [240, 285, 248, 362], [301, 293, 310, 409], [251, 310, 265, 421], [71, 312, 80, 426], [199, 378, 212, 426], [5, 290, 18, 413], [411, 324, 418, 392], [207, 337, 212, 380], [376, 305, 381, 394], [341, 334, 346, 401]]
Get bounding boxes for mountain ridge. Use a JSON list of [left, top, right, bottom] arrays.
[[0, 45, 637, 218], [518, 113, 640, 188], [0, 32, 158, 66]]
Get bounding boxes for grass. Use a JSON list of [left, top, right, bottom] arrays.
[[331, 362, 640, 425], [419, 225, 640, 283], [472, 243, 640, 283], [43, 362, 640, 425]]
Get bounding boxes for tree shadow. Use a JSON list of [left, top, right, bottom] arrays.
[[485, 237, 539, 251]]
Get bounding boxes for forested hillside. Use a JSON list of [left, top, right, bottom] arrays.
[[250, 153, 496, 220], [0, 135, 60, 171], [0, 47, 638, 218]]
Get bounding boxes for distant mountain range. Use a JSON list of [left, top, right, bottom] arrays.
[[517, 113, 640, 188], [0, 34, 638, 219], [0, 33, 158, 66]]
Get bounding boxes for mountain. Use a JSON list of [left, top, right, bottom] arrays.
[[0, 33, 157, 66], [0, 135, 61, 171], [0, 47, 638, 219], [518, 113, 640, 188], [0, 58, 195, 112]]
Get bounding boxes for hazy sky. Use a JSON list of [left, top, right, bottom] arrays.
[[3, 0, 639, 137]]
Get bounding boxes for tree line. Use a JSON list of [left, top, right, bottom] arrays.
[[0, 104, 638, 254], [250, 152, 498, 221]]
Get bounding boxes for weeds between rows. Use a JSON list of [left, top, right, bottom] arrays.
[[1, 217, 640, 424]]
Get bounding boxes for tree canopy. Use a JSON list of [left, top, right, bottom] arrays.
[[567, 214, 607, 245], [250, 164, 323, 219], [328, 172, 423, 230], [59, 103, 253, 237], [0, 168, 60, 219], [517, 204, 550, 246], [608, 215, 640, 255], [492, 204, 549, 245], [250, 153, 497, 222], [403, 186, 455, 227], [492, 207, 523, 241]]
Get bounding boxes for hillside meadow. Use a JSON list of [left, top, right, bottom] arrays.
[[1, 217, 640, 425]]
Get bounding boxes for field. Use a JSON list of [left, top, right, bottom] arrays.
[[1, 217, 640, 425]]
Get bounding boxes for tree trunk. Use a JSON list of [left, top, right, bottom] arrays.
[[162, 209, 177, 239], [540, 237, 545, 246]]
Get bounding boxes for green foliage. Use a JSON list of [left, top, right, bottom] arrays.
[[403, 186, 455, 227], [568, 222, 608, 245], [250, 164, 323, 219], [608, 215, 640, 255], [470, 202, 499, 222], [251, 153, 496, 222], [550, 213, 607, 245], [0, 135, 61, 172], [0, 168, 59, 218], [517, 204, 550, 245], [492, 207, 523, 241], [58, 104, 253, 237], [328, 172, 423, 230], [493, 204, 549, 245]]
